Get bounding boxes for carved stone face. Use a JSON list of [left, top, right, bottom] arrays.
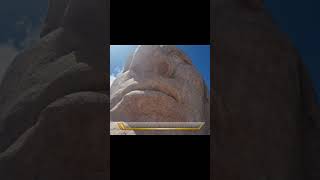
[[110, 45, 209, 123]]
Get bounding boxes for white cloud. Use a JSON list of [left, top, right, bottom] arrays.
[[110, 75, 116, 87], [19, 20, 41, 48], [110, 66, 123, 87]]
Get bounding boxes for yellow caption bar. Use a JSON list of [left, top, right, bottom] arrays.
[[117, 122, 205, 131]]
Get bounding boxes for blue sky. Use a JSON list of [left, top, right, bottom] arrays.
[[265, 0, 320, 101], [0, 0, 47, 47], [110, 45, 211, 89], [0, 0, 47, 83], [0, 0, 318, 102]]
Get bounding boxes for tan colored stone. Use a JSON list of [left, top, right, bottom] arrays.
[[110, 45, 209, 135]]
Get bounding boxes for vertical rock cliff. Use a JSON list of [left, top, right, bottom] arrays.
[[212, 0, 320, 179]]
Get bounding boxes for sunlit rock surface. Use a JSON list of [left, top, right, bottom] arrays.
[[110, 45, 210, 135]]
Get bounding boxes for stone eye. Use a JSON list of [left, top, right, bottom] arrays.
[[158, 61, 169, 76]]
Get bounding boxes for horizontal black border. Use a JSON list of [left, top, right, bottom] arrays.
[[110, 135, 210, 179], [111, 0, 210, 44]]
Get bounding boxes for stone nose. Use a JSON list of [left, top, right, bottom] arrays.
[[129, 45, 173, 77]]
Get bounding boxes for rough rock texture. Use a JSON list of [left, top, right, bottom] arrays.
[[110, 45, 210, 135], [212, 0, 320, 179], [0, 0, 109, 179], [0, 92, 108, 180]]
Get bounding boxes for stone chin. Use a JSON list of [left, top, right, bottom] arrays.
[[110, 73, 190, 122], [110, 90, 189, 122]]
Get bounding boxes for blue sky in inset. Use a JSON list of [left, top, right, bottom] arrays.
[[110, 45, 211, 89]]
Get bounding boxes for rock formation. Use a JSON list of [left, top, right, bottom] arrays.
[[0, 0, 109, 179], [110, 45, 210, 135], [212, 0, 320, 179], [0, 0, 319, 178]]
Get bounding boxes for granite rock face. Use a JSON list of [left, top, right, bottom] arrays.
[[0, 0, 109, 179], [212, 0, 320, 179], [0, 92, 108, 180], [110, 45, 210, 135]]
